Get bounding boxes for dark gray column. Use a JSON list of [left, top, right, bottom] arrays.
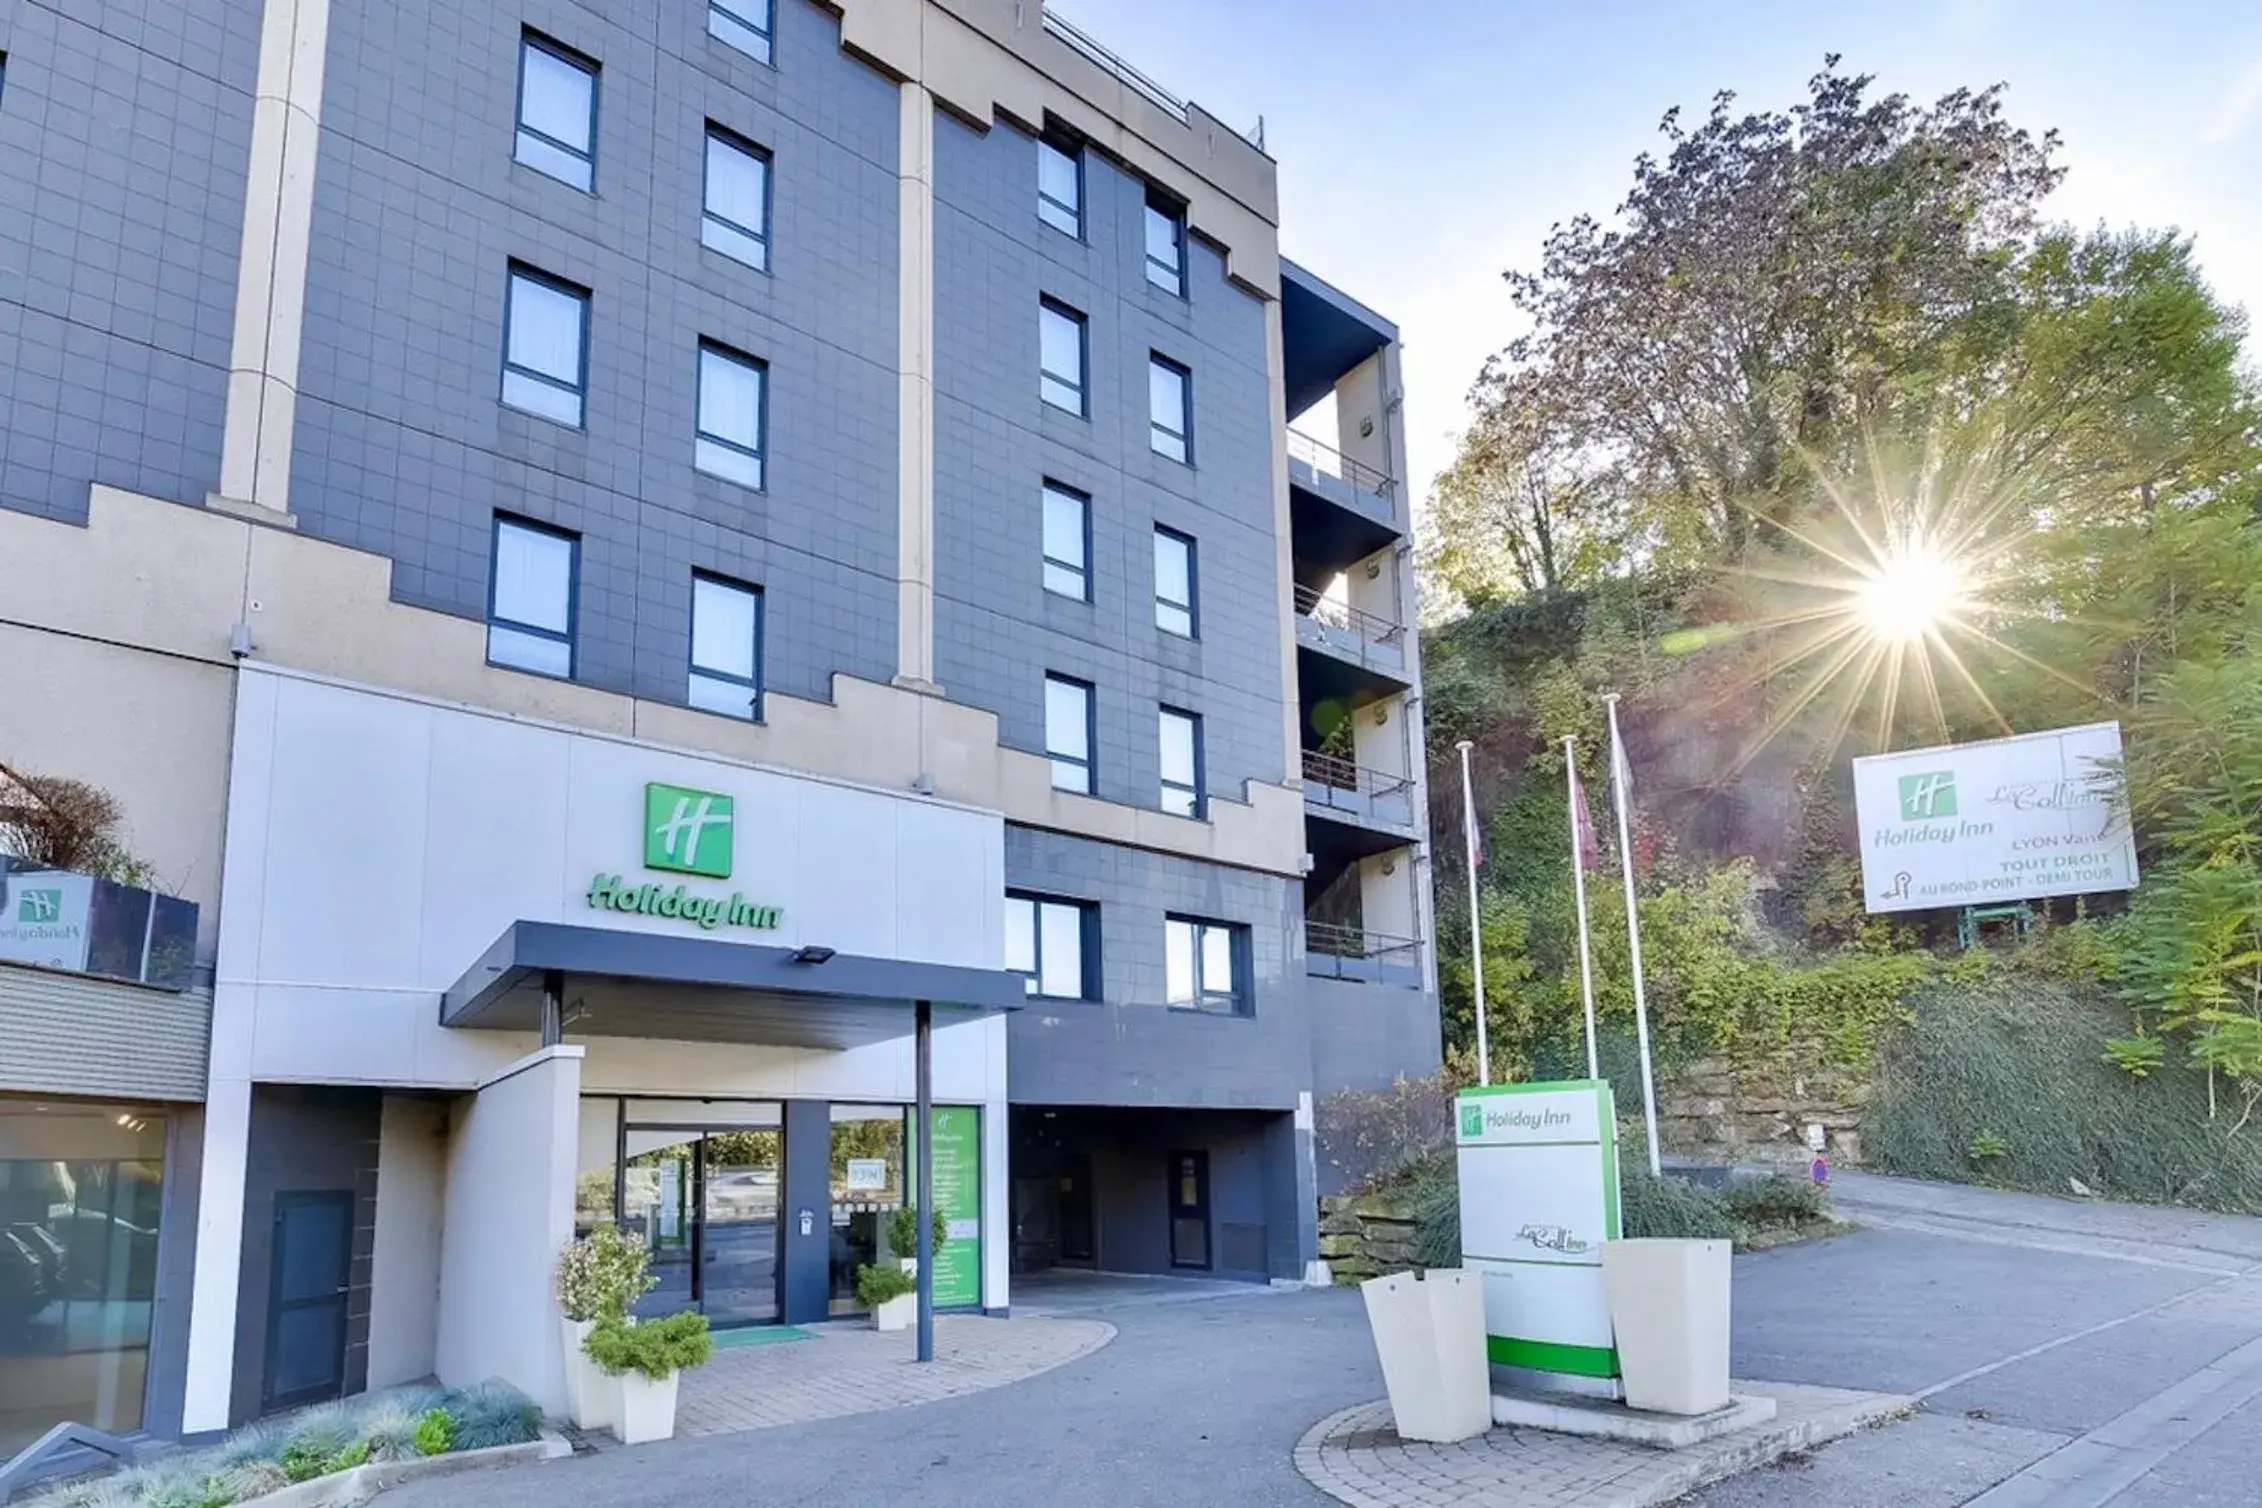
[[915, 999, 933, 1363], [538, 969, 564, 1047], [780, 1101, 833, 1324]]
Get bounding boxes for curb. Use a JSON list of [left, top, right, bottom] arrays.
[[246, 1431, 572, 1508]]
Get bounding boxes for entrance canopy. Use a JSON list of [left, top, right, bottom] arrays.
[[441, 921, 1025, 1050]]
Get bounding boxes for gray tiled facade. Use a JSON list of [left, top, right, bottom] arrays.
[[292, 0, 901, 704], [931, 105, 1286, 810], [1005, 825, 1309, 1109], [0, 0, 255, 524], [1, 0, 1436, 1278]]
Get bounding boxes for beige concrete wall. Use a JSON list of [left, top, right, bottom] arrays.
[[2, 488, 1307, 879], [0, 624, 234, 952], [836, 0, 1282, 297]]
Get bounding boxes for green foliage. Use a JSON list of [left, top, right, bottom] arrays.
[[855, 1261, 918, 1308], [1620, 1168, 1737, 1241], [412, 1409, 455, 1458], [887, 1203, 948, 1259], [555, 1224, 656, 1323], [1408, 1157, 1463, 1270], [1721, 1173, 1829, 1229], [2104, 1034, 2166, 1078], [1967, 1130, 2012, 1163], [1868, 981, 2262, 1210], [328, 1440, 370, 1473], [584, 1311, 715, 1380]]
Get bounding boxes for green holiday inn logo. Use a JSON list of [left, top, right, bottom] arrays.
[[1897, 771, 1957, 821], [645, 783, 734, 878], [16, 889, 62, 924], [1459, 1102, 1485, 1139], [585, 782, 779, 934]]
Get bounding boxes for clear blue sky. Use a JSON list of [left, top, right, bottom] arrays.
[[1054, 0, 2262, 497]]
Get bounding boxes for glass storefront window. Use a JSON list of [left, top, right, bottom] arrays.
[[0, 1101, 167, 1455], [588, 1101, 784, 1328], [828, 1105, 906, 1315]]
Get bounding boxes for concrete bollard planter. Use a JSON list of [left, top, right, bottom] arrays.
[[1360, 1269, 1491, 1443], [1601, 1238, 1734, 1416]]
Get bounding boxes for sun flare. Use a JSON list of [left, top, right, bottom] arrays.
[[1854, 532, 1966, 643]]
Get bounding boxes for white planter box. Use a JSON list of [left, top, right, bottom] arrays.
[[614, 1370, 681, 1445], [1360, 1269, 1490, 1443], [560, 1318, 616, 1433], [874, 1257, 918, 1332], [1601, 1239, 1733, 1416]]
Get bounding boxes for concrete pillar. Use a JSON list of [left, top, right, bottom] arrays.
[[434, 1045, 584, 1418], [894, 83, 941, 694], [179, 1074, 249, 1433], [215, 0, 333, 522]]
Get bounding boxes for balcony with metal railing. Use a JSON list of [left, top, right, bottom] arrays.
[[1304, 920, 1424, 989], [1293, 583, 1408, 684], [1288, 430, 1399, 537], [1301, 748, 1416, 833]]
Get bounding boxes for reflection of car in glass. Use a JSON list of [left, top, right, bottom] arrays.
[[704, 1169, 778, 1221]]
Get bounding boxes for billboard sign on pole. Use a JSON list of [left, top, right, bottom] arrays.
[[1852, 721, 2137, 914]]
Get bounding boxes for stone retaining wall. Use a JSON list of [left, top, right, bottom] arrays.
[[1658, 1059, 1869, 1166], [1315, 1188, 1422, 1285]]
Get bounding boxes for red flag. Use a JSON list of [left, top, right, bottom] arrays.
[[1568, 762, 1602, 871]]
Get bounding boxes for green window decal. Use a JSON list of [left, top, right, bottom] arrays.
[[17, 890, 62, 923]]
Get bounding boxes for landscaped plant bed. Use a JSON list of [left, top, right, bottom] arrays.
[[32, 1384, 564, 1508]]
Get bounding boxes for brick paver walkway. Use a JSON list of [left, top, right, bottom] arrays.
[[673, 1315, 1114, 1436], [1293, 1382, 1909, 1508]]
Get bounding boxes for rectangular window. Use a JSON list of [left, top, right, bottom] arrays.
[[1149, 355, 1191, 463], [1165, 916, 1245, 1014], [1044, 673, 1094, 794], [1154, 526, 1197, 638], [1159, 706, 1203, 818], [689, 573, 764, 720], [1041, 481, 1090, 601], [1037, 135, 1082, 238], [488, 516, 577, 677], [702, 126, 771, 271], [1040, 298, 1087, 415], [1144, 194, 1186, 295], [1005, 892, 1095, 1000], [501, 265, 589, 427], [696, 342, 767, 489], [515, 34, 597, 191], [709, 0, 774, 64]]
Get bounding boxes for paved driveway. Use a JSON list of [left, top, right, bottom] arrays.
[[382, 1176, 2262, 1508]]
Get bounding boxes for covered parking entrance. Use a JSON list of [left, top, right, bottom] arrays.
[[1008, 1106, 1308, 1286]]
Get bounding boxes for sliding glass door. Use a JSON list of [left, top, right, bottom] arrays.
[[602, 1102, 782, 1328]]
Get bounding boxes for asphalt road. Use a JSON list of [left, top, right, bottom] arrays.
[[383, 1173, 2262, 1507]]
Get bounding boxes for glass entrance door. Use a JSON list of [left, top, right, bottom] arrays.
[[616, 1110, 782, 1327], [699, 1129, 781, 1327]]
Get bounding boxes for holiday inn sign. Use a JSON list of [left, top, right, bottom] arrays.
[[584, 782, 782, 933]]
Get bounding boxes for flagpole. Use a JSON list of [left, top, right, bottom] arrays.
[[1564, 737, 1601, 1081], [1603, 694, 1662, 1176], [1456, 739, 1490, 1086]]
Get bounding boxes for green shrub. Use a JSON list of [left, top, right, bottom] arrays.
[[1620, 1168, 1737, 1240], [278, 1443, 327, 1484], [1868, 979, 2262, 1211], [412, 1408, 456, 1457], [437, 1382, 542, 1452], [1721, 1173, 1828, 1230], [1405, 1156, 1461, 1268], [328, 1440, 370, 1473], [584, 1311, 715, 1379], [887, 1204, 948, 1259], [855, 1261, 918, 1307]]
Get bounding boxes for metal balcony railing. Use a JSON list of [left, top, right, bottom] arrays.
[[1294, 584, 1405, 646], [1301, 748, 1414, 807], [1288, 431, 1396, 503], [1043, 10, 1190, 124], [1305, 921, 1424, 984]]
